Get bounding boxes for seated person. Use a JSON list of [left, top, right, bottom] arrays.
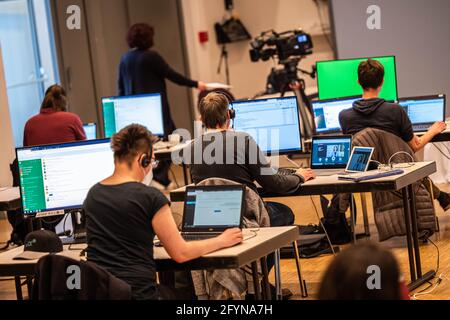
[[318, 243, 409, 300], [183, 92, 316, 227], [23, 84, 86, 146], [318, 59, 450, 244], [84, 124, 242, 300]]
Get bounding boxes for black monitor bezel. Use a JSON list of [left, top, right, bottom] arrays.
[[230, 96, 303, 156], [397, 94, 446, 129], [310, 134, 353, 170], [101, 93, 165, 138], [316, 55, 399, 102], [182, 185, 246, 233], [16, 138, 112, 216]]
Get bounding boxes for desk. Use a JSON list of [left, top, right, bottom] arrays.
[[0, 187, 21, 211], [155, 143, 191, 185], [0, 227, 298, 300], [170, 162, 437, 291]]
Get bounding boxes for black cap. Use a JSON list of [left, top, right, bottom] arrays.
[[14, 230, 63, 260]]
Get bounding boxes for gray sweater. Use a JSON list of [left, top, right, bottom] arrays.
[[183, 131, 303, 195]]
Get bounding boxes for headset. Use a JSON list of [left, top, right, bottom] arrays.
[[140, 153, 152, 168]]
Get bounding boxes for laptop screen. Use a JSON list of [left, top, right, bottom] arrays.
[[183, 186, 244, 232], [346, 147, 374, 172], [311, 136, 352, 169], [398, 95, 446, 131]]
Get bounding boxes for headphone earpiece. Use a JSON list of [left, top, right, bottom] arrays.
[[140, 154, 151, 168], [229, 108, 236, 120]]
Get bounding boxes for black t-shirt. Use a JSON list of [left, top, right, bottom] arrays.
[[84, 182, 170, 300], [339, 98, 414, 143]]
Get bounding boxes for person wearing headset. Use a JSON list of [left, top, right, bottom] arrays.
[[83, 124, 242, 300]]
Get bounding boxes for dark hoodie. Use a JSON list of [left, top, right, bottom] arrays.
[[339, 98, 414, 142]]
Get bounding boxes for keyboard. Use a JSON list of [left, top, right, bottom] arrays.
[[61, 232, 87, 245], [182, 233, 219, 241], [413, 124, 432, 132], [277, 168, 297, 176]]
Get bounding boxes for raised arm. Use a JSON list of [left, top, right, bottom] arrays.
[[152, 205, 243, 263]]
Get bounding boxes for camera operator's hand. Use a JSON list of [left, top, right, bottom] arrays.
[[289, 82, 303, 91], [197, 81, 207, 91]]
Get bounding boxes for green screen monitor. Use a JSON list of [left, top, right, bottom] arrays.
[[317, 56, 398, 101]]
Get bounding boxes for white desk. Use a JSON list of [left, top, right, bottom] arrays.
[[0, 227, 298, 300], [0, 187, 20, 211], [170, 162, 437, 291]]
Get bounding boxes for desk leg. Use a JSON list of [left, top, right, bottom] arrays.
[[251, 261, 262, 300], [361, 193, 371, 237], [260, 257, 271, 300], [408, 184, 423, 278], [182, 164, 189, 186], [402, 187, 417, 283], [26, 276, 33, 299], [14, 276, 23, 301], [274, 250, 282, 300], [293, 241, 308, 298]]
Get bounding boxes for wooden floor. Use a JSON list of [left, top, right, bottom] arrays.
[[1, 164, 450, 300]]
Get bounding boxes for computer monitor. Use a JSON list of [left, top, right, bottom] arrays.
[[102, 93, 164, 138], [398, 95, 446, 132], [230, 96, 302, 155], [310, 135, 352, 170], [16, 139, 115, 216], [317, 56, 398, 101], [83, 123, 97, 140], [312, 96, 360, 134]]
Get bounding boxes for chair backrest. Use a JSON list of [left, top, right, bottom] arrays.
[[196, 178, 270, 228], [33, 255, 131, 300], [352, 128, 417, 166]]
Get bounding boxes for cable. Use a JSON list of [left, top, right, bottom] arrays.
[[310, 196, 336, 256], [428, 237, 440, 275], [388, 151, 415, 169], [432, 143, 450, 161], [412, 275, 443, 300]]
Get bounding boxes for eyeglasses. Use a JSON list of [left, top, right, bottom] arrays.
[[151, 158, 159, 169]]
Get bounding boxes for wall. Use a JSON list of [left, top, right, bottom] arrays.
[[330, 0, 450, 112], [181, 0, 334, 106], [0, 45, 15, 186], [51, 0, 195, 135]]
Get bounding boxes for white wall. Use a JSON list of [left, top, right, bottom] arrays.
[[181, 0, 334, 105], [331, 0, 450, 112], [0, 45, 15, 187]]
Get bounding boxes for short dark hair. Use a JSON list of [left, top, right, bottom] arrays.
[[318, 243, 402, 300], [126, 23, 155, 50], [199, 93, 230, 129], [358, 59, 385, 90], [111, 124, 154, 167], [41, 84, 67, 111]]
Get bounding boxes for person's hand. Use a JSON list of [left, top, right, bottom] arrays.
[[429, 121, 446, 136], [296, 168, 316, 182], [217, 228, 243, 248], [197, 81, 207, 91]]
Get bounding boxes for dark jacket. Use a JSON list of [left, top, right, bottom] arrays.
[[33, 255, 131, 300], [118, 49, 198, 136], [339, 98, 414, 143]]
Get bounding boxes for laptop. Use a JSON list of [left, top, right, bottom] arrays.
[[181, 185, 245, 241], [310, 135, 353, 176], [338, 147, 375, 178], [398, 94, 446, 133]]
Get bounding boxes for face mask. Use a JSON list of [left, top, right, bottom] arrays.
[[141, 168, 153, 186]]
